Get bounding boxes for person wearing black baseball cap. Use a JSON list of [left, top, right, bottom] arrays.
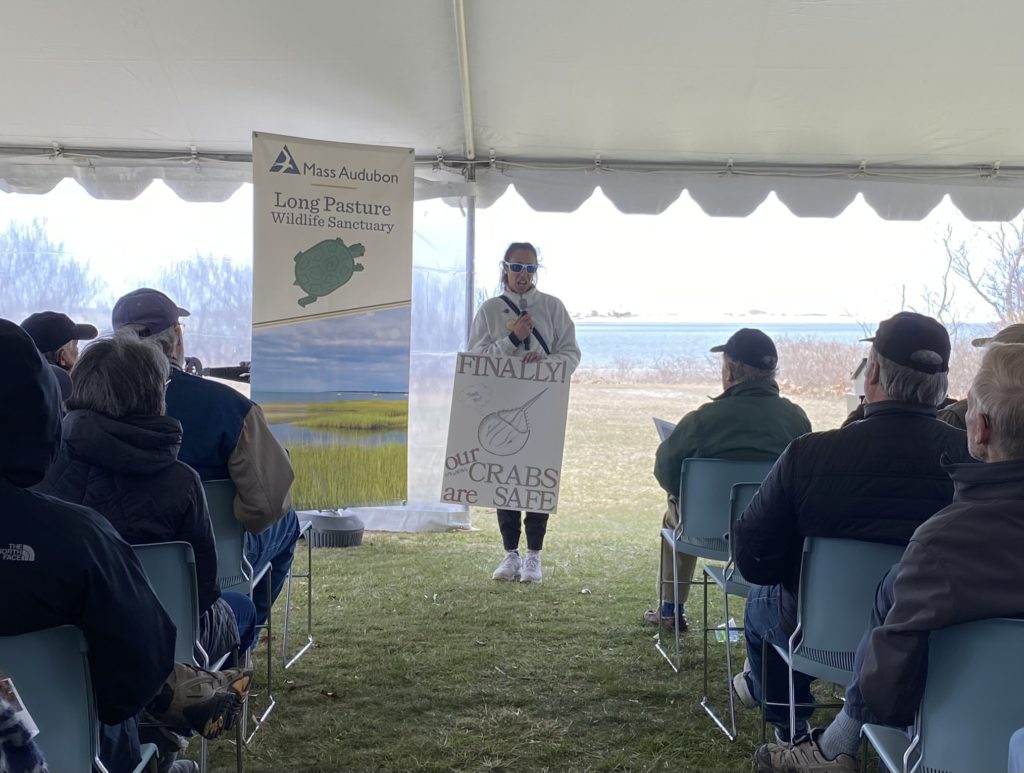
[[20, 311, 98, 371], [734, 311, 973, 758], [648, 328, 811, 632], [937, 322, 1024, 430]]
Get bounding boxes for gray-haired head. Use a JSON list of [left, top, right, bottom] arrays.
[[868, 346, 949, 407], [67, 333, 169, 418], [967, 343, 1024, 461]]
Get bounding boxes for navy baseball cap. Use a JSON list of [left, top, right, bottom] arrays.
[[861, 312, 950, 374], [112, 288, 190, 335], [710, 328, 778, 370], [20, 312, 97, 354]]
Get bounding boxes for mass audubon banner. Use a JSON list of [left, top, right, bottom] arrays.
[[441, 353, 571, 513], [252, 132, 414, 510]]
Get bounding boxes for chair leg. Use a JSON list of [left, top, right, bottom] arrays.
[[245, 577, 277, 743], [654, 539, 685, 672], [699, 570, 740, 741], [282, 526, 314, 670]]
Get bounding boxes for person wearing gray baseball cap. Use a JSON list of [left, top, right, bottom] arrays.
[[20, 310, 98, 371], [937, 322, 1024, 429], [112, 287, 298, 629]]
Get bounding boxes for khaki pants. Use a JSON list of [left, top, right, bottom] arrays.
[[659, 496, 697, 605]]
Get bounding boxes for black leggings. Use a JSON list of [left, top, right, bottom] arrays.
[[496, 509, 549, 551]]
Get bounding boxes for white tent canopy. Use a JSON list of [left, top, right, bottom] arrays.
[[5, 0, 1024, 218]]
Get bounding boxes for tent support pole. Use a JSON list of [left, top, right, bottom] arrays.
[[453, 0, 476, 162]]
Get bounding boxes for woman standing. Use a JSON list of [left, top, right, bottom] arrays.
[[468, 242, 581, 583]]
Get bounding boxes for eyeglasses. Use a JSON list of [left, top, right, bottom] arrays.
[[503, 261, 539, 274]]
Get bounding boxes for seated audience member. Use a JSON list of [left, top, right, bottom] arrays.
[[20, 311, 97, 371], [753, 342, 1024, 772], [112, 288, 299, 627], [33, 334, 257, 661], [937, 323, 1024, 429], [733, 312, 972, 743], [649, 328, 811, 630], [0, 320, 251, 773]]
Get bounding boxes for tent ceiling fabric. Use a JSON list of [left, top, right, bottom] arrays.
[[4, 0, 1024, 218]]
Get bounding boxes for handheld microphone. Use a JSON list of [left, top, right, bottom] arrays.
[[520, 296, 530, 350]]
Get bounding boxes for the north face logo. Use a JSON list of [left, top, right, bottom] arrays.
[[270, 145, 301, 174], [0, 544, 35, 562]]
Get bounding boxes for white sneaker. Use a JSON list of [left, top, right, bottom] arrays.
[[492, 551, 522, 581], [520, 552, 543, 584]]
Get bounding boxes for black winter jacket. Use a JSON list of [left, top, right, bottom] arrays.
[[0, 320, 174, 725], [35, 409, 221, 613], [734, 401, 973, 596]]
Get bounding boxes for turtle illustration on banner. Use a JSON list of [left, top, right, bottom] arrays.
[[293, 237, 366, 307], [477, 389, 547, 456]]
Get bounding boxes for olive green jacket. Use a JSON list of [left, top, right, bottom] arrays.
[[653, 380, 811, 497]]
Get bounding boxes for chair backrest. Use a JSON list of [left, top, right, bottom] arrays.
[[203, 478, 248, 594], [678, 458, 775, 559], [0, 625, 97, 772], [133, 541, 201, 665], [726, 482, 761, 583], [913, 618, 1024, 773], [792, 537, 905, 685]]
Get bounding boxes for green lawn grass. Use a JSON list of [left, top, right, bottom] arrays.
[[203, 383, 852, 772]]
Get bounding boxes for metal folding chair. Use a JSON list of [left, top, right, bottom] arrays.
[[700, 481, 761, 740], [862, 618, 1024, 773], [281, 517, 314, 669], [766, 537, 905, 742], [656, 458, 775, 671], [134, 541, 230, 773], [203, 479, 276, 745], [0, 625, 157, 773]]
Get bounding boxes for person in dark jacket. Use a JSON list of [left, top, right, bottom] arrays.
[[0, 320, 251, 773], [34, 334, 257, 660], [733, 312, 972, 743], [754, 342, 1024, 772], [936, 322, 1024, 430], [647, 328, 811, 629], [112, 288, 298, 626]]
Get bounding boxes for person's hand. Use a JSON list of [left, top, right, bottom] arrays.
[[511, 313, 533, 341], [522, 351, 543, 363]]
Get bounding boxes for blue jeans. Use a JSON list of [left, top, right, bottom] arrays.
[[245, 509, 300, 626], [100, 716, 141, 773], [743, 583, 814, 732], [222, 591, 258, 652]]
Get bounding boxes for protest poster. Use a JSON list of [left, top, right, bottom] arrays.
[[441, 352, 571, 513]]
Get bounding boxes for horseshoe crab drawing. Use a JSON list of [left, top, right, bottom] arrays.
[[477, 389, 547, 456], [293, 238, 365, 307]]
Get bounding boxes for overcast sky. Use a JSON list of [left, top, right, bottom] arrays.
[[0, 178, 1003, 325]]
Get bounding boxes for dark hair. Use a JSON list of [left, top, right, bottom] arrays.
[[499, 242, 539, 290]]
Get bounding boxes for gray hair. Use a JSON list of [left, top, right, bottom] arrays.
[[119, 322, 181, 367], [869, 347, 949, 407], [67, 333, 169, 418], [724, 354, 777, 384], [968, 343, 1024, 459]]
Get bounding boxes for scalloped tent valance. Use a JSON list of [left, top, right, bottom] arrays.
[[4, 0, 1024, 221]]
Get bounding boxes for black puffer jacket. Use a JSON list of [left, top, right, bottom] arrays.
[[35, 409, 220, 613], [735, 401, 973, 595]]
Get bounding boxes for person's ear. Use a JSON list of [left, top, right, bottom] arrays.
[[866, 359, 881, 386]]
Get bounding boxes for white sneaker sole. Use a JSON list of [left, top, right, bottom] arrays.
[[492, 573, 521, 581]]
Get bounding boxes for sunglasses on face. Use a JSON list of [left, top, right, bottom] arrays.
[[504, 261, 539, 274]]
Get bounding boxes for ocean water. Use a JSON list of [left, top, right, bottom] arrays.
[[573, 321, 869, 369]]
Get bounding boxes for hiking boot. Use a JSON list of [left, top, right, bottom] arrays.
[[147, 663, 253, 740], [492, 551, 522, 581], [643, 608, 688, 632], [733, 667, 756, 709], [520, 552, 543, 583], [754, 728, 857, 773]]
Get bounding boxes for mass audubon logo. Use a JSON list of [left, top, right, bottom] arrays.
[[270, 145, 301, 174]]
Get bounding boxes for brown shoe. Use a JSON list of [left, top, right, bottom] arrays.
[[754, 729, 858, 773], [643, 608, 688, 631], [147, 663, 253, 740]]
